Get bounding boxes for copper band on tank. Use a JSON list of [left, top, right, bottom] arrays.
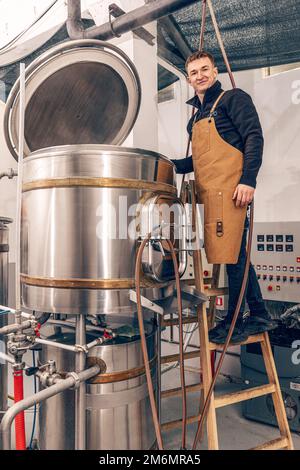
[[20, 274, 169, 289], [87, 356, 157, 384], [22, 177, 177, 195]]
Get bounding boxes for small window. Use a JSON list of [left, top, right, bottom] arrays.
[[263, 62, 300, 78]]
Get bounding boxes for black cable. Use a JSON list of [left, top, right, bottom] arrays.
[[28, 350, 37, 450]]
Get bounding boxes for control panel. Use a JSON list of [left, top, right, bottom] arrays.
[[252, 222, 300, 303]]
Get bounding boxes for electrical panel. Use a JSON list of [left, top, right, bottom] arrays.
[[251, 222, 300, 303]]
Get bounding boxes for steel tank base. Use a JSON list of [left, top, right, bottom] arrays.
[[38, 320, 157, 450]]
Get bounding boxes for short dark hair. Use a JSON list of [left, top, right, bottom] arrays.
[[185, 51, 215, 72]]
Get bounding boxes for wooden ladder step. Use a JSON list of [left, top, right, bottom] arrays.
[[161, 316, 198, 327], [209, 333, 265, 350], [161, 382, 203, 399], [214, 384, 276, 408], [161, 350, 200, 364], [250, 437, 289, 450], [161, 413, 201, 432]]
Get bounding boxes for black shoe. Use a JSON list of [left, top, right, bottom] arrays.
[[209, 318, 248, 344], [244, 315, 277, 335], [209, 319, 230, 341], [212, 326, 249, 345]]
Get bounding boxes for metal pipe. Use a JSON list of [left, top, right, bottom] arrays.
[[35, 337, 80, 353], [67, 0, 199, 41], [0, 169, 18, 180], [0, 305, 32, 320], [0, 364, 100, 450], [75, 315, 86, 450], [0, 320, 32, 336], [0, 352, 15, 364], [15, 63, 25, 315]]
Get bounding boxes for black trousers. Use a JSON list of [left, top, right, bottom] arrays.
[[226, 213, 267, 320]]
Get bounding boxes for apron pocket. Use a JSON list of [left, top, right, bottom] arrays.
[[205, 189, 223, 224]]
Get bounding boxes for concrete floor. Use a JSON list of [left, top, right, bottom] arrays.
[[161, 367, 300, 450]]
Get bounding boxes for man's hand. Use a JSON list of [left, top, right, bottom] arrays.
[[232, 184, 255, 207]]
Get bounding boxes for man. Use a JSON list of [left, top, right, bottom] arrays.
[[172, 51, 275, 343]]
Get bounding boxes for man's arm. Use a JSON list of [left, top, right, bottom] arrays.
[[226, 89, 264, 189], [225, 89, 264, 206], [171, 156, 194, 174]]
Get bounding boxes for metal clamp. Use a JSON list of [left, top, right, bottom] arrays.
[[66, 371, 81, 390], [108, 6, 121, 38]]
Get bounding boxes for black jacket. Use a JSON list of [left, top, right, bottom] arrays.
[[173, 80, 264, 188]]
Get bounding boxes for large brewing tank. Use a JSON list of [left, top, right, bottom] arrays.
[[0, 217, 12, 420], [4, 39, 186, 316], [39, 320, 157, 450], [20, 145, 184, 315]]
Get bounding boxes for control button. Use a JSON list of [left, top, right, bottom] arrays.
[[290, 276, 294, 282], [290, 267, 295, 272], [263, 275, 267, 280], [262, 265, 267, 271], [257, 235, 264, 242], [269, 275, 273, 281], [257, 244, 264, 251], [282, 266, 287, 271], [267, 235, 274, 242], [267, 244, 274, 251], [269, 266, 273, 271], [256, 265, 261, 270], [276, 245, 283, 252], [276, 235, 283, 242], [297, 277, 300, 284], [267, 285, 273, 291], [297, 257, 300, 263], [276, 285, 281, 291], [286, 235, 294, 242], [276, 266, 281, 271], [203, 270, 209, 277], [282, 276, 287, 282], [297, 267, 300, 273], [257, 274, 261, 280], [276, 275, 281, 282], [286, 244, 293, 252]]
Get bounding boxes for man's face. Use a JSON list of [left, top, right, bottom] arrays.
[[187, 57, 218, 95]]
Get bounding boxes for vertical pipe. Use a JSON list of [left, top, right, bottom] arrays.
[[13, 369, 26, 450], [15, 63, 25, 314], [157, 314, 162, 425], [75, 314, 86, 450], [0, 222, 10, 420]]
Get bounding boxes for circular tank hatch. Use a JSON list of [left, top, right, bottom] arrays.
[[4, 39, 141, 161]]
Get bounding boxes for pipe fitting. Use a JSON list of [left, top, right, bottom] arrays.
[[66, 371, 81, 390]]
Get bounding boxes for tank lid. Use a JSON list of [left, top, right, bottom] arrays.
[[4, 40, 141, 161]]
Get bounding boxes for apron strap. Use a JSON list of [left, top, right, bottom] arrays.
[[208, 90, 226, 120]]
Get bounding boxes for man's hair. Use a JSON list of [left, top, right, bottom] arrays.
[[185, 51, 215, 72]]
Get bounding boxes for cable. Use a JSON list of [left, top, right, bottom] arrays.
[[135, 234, 186, 449], [28, 350, 37, 450]]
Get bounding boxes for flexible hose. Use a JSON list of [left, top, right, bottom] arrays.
[[192, 203, 254, 449], [135, 234, 186, 450], [13, 369, 26, 450]]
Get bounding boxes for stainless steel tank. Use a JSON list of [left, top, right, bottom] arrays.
[[39, 320, 157, 450], [0, 217, 12, 421], [21, 145, 185, 315]]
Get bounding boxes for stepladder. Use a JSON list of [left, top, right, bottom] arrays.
[[161, 180, 294, 450]]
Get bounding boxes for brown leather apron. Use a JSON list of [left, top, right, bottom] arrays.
[[191, 91, 247, 264]]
